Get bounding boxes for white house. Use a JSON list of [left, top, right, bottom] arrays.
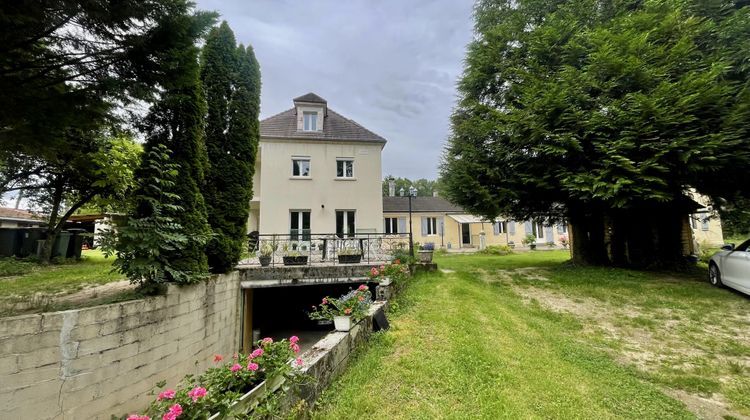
[[249, 93, 386, 237]]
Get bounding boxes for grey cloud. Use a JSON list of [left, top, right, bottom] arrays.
[[196, 0, 474, 179]]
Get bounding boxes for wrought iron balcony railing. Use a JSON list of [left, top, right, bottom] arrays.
[[242, 232, 410, 267]]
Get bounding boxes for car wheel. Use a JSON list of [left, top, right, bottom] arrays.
[[708, 263, 723, 287]]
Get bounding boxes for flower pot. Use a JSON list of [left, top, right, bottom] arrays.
[[258, 256, 272, 267], [338, 254, 362, 264], [207, 375, 285, 420], [529, 244, 537, 250], [418, 250, 433, 263], [333, 315, 352, 332], [283, 255, 308, 266]]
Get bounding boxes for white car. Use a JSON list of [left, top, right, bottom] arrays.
[[709, 239, 750, 295]]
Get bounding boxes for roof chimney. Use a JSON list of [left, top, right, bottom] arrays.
[[388, 179, 396, 197], [433, 190, 439, 198]]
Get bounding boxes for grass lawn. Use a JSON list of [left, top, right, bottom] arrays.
[[0, 250, 131, 315], [313, 250, 750, 419]]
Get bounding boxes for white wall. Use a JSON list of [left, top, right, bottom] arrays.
[[256, 139, 383, 235]]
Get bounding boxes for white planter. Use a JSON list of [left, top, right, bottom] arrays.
[[207, 375, 285, 419], [333, 315, 352, 332]]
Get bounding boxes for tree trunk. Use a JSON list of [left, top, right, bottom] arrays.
[[569, 209, 609, 265], [39, 179, 64, 264]]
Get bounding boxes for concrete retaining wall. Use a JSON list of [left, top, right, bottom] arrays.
[[0, 272, 242, 419]]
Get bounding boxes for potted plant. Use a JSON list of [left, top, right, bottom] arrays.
[[337, 247, 362, 264], [508, 240, 516, 249], [258, 243, 274, 267], [522, 233, 537, 250], [308, 285, 372, 332], [282, 243, 308, 266], [418, 242, 434, 263]]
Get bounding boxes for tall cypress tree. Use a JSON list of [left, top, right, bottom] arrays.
[[136, 6, 216, 282], [201, 22, 261, 273]]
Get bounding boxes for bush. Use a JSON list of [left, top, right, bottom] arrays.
[[309, 285, 373, 321], [0, 258, 37, 277], [478, 245, 513, 256], [367, 260, 411, 285]]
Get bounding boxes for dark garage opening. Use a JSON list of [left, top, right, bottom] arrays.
[[247, 282, 375, 353]]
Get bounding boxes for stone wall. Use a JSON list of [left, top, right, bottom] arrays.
[[0, 272, 242, 419]]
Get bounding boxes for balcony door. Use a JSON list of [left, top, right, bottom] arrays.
[[290, 210, 310, 241], [336, 210, 355, 238]]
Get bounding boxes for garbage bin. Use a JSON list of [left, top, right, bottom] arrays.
[[19, 228, 45, 257], [52, 231, 72, 258], [66, 229, 87, 259], [0, 228, 19, 257]]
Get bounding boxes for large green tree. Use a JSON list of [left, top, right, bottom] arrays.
[[135, 6, 216, 281], [442, 0, 750, 266], [200, 22, 261, 273]]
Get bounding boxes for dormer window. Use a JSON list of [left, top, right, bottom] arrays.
[[303, 111, 318, 131]]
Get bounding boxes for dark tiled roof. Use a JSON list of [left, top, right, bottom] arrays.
[[260, 107, 387, 144], [0, 207, 42, 221], [293, 92, 327, 104], [382, 196, 465, 213]]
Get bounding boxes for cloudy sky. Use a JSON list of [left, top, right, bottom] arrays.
[[195, 0, 475, 180]]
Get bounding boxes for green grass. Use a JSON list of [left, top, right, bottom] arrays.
[[313, 250, 700, 419], [0, 249, 124, 299]]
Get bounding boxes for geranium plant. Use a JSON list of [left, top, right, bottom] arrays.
[[367, 259, 410, 285], [308, 285, 372, 322], [126, 337, 305, 420]]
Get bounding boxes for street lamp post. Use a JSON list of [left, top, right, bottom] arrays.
[[400, 186, 418, 257]]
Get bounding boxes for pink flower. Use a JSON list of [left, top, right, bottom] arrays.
[[127, 415, 150, 420], [321, 297, 328, 305], [162, 404, 182, 420], [394, 259, 401, 264], [262, 337, 273, 345], [250, 348, 264, 358], [187, 386, 206, 402], [291, 343, 300, 353], [232, 353, 238, 360], [358, 284, 368, 291], [247, 362, 259, 371], [379, 265, 385, 271], [295, 358, 304, 366], [289, 335, 299, 344], [213, 354, 223, 363], [358, 295, 365, 302], [157, 389, 175, 401], [230, 363, 242, 372], [344, 308, 352, 315], [370, 267, 379, 276]]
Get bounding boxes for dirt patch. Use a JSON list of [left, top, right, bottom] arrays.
[[478, 268, 750, 419], [0, 280, 134, 315]]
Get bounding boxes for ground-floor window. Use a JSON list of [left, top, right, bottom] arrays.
[[290, 210, 310, 240], [531, 221, 544, 239], [385, 217, 398, 234], [423, 217, 438, 235], [336, 210, 356, 238], [494, 221, 507, 235]]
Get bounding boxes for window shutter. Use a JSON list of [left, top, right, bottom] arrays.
[[545, 226, 554, 240], [421, 217, 428, 236], [508, 221, 515, 234], [438, 217, 444, 235], [398, 218, 407, 236], [557, 224, 564, 234], [524, 221, 532, 235], [493, 222, 500, 235]]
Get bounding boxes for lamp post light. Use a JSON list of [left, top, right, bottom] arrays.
[[400, 186, 418, 257]]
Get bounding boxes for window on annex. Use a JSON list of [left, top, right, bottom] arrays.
[[336, 159, 354, 178]]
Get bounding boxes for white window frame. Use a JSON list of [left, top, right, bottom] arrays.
[[384, 217, 398, 234], [336, 210, 356, 238], [336, 158, 354, 178], [303, 111, 317, 131], [531, 221, 544, 239], [290, 210, 311, 240], [291, 157, 311, 177], [496, 221, 507, 234], [426, 217, 438, 235]]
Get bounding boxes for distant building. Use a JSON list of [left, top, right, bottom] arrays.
[[0, 208, 44, 228]]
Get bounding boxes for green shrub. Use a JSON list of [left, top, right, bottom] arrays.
[[0, 258, 37, 277], [479, 245, 513, 256]]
